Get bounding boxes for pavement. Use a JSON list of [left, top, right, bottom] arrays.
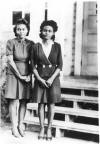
[[0, 125, 98, 144]]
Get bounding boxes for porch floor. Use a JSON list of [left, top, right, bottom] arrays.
[[61, 76, 98, 89]]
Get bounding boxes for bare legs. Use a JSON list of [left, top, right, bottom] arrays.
[[46, 104, 54, 140], [9, 99, 27, 137], [38, 103, 54, 140], [9, 100, 20, 137], [38, 103, 45, 139], [18, 100, 27, 137]]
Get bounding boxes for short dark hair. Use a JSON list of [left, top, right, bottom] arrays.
[[13, 18, 30, 36], [39, 20, 58, 41]]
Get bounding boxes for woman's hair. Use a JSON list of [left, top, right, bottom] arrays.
[[13, 18, 30, 36], [39, 20, 58, 41]]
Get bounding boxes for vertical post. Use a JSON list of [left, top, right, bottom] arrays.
[[0, 87, 1, 126], [45, 2, 48, 21], [74, 1, 83, 75], [55, 128, 61, 137]]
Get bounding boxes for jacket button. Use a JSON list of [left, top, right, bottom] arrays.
[[43, 65, 45, 68], [49, 65, 52, 68]]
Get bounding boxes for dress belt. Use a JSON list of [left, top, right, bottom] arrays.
[[14, 59, 29, 63]]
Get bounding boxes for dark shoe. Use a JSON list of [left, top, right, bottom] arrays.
[[38, 135, 45, 139], [46, 128, 52, 140], [46, 136, 52, 140], [18, 124, 25, 137], [12, 127, 20, 138], [38, 127, 45, 140]]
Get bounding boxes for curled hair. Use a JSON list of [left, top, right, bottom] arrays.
[[13, 18, 30, 36], [39, 20, 58, 41]]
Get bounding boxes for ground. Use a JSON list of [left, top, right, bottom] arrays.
[[0, 123, 98, 144]]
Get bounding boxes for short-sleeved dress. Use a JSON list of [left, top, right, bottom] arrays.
[[31, 42, 63, 103], [5, 38, 34, 100]]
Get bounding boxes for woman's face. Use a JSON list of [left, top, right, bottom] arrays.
[[42, 25, 54, 40], [16, 24, 28, 39]]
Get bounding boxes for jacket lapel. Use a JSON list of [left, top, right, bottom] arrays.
[[39, 43, 52, 65]]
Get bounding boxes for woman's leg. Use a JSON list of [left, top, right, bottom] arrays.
[[46, 103, 55, 140], [38, 103, 45, 139], [18, 99, 27, 137], [9, 99, 20, 137]]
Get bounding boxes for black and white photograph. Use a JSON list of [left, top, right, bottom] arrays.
[[0, 0, 99, 144]]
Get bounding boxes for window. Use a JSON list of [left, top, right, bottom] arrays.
[[12, 11, 30, 25]]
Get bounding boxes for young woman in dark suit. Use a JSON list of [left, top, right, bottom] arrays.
[[32, 20, 63, 140]]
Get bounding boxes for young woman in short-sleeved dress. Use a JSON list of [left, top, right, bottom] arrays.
[[32, 20, 63, 140], [5, 18, 34, 137]]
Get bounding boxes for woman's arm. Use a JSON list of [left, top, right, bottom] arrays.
[[46, 68, 60, 86], [50, 68, 60, 80], [33, 68, 49, 88], [46, 43, 63, 87], [31, 44, 48, 87], [7, 55, 29, 81]]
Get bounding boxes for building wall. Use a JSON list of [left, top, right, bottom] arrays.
[[0, 0, 81, 77]]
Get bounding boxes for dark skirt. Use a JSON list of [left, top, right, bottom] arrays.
[[5, 74, 31, 100], [31, 76, 62, 104]]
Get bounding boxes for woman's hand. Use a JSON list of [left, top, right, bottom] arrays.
[[39, 78, 49, 88], [25, 75, 31, 82], [46, 68, 60, 87], [33, 68, 48, 88], [46, 77, 54, 87], [20, 75, 30, 82]]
